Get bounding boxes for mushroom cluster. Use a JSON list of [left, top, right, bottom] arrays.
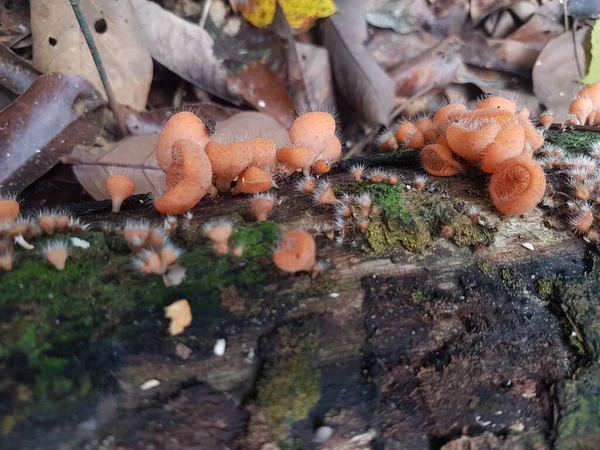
[[567, 82, 600, 126], [379, 94, 547, 216]]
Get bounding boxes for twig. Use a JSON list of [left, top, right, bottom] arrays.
[[564, 0, 584, 79], [68, 0, 128, 135], [549, 122, 600, 133], [199, 0, 212, 28]]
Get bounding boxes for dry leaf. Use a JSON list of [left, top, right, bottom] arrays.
[[294, 41, 336, 111], [470, 0, 518, 24], [0, 44, 40, 96], [322, 0, 395, 126], [227, 62, 295, 128], [164, 299, 192, 336], [0, 73, 106, 193], [31, 0, 152, 111], [533, 28, 590, 117], [125, 103, 239, 136], [131, 0, 235, 102], [71, 134, 165, 201], [507, 13, 564, 52], [212, 112, 289, 148], [366, 30, 440, 71], [366, 0, 434, 34], [0, 1, 30, 47]]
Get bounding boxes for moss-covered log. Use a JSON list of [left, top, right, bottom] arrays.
[[2, 130, 600, 449]]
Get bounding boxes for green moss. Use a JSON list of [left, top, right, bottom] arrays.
[[256, 320, 321, 440], [411, 289, 430, 304], [500, 267, 519, 289], [334, 181, 411, 224], [476, 262, 494, 277], [545, 130, 600, 154], [449, 215, 491, 247], [231, 221, 280, 258], [555, 367, 600, 450], [536, 277, 556, 297], [421, 200, 456, 228], [366, 215, 431, 253]]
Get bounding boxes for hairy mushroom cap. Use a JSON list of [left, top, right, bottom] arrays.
[[205, 140, 253, 192], [289, 112, 337, 160], [276, 146, 312, 173], [577, 83, 600, 107], [106, 174, 135, 213], [420, 144, 463, 177], [569, 96, 594, 125], [232, 167, 273, 194], [446, 120, 501, 164], [480, 123, 526, 174], [432, 103, 467, 130], [154, 139, 213, 215], [251, 193, 276, 222], [248, 137, 277, 170], [273, 229, 316, 273], [489, 156, 546, 215], [320, 135, 342, 161], [517, 115, 544, 151], [474, 95, 517, 113], [312, 159, 331, 175], [156, 112, 211, 172], [0, 194, 19, 223], [42, 240, 69, 271], [394, 121, 424, 149], [539, 111, 554, 130]]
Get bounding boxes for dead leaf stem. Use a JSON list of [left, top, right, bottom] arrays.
[[68, 0, 128, 135]]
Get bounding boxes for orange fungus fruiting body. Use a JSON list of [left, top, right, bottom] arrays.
[[273, 229, 316, 273], [154, 139, 213, 215], [205, 141, 253, 192], [480, 123, 525, 174], [289, 112, 336, 159], [233, 167, 272, 194], [248, 138, 277, 170], [0, 199, 19, 223], [489, 156, 546, 215], [277, 147, 312, 173], [156, 112, 210, 172], [106, 174, 135, 213], [420, 144, 462, 177]]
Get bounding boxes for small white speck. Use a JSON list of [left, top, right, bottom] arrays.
[[214, 338, 226, 356], [71, 237, 90, 249], [521, 242, 534, 251], [313, 425, 333, 443], [140, 379, 160, 390], [571, 331, 577, 337], [535, 61, 542, 66], [258, 100, 266, 108], [559, 91, 565, 97], [329, 292, 340, 298]]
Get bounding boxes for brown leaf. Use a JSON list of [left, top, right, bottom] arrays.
[[71, 134, 165, 201], [366, 30, 440, 71], [0, 73, 106, 193], [125, 103, 240, 136], [457, 32, 530, 77], [131, 0, 235, 103], [389, 38, 463, 98], [212, 112, 289, 148], [227, 62, 295, 129], [487, 38, 540, 70], [532, 28, 590, 117], [0, 43, 40, 96], [31, 0, 153, 111], [322, 0, 395, 126], [0, 1, 30, 47], [507, 13, 564, 52], [294, 41, 336, 111], [470, 0, 518, 24]]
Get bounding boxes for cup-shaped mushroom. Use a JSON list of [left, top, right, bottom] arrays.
[[319, 135, 342, 161], [248, 137, 277, 170], [517, 115, 544, 151], [577, 82, 600, 108], [474, 95, 517, 113], [277, 147, 312, 173], [156, 112, 211, 173], [569, 97, 594, 125], [446, 120, 501, 164], [273, 229, 316, 273], [395, 122, 424, 149], [420, 144, 463, 177], [432, 103, 467, 131], [205, 140, 253, 192], [232, 167, 273, 194], [489, 156, 546, 216], [154, 139, 213, 215], [289, 112, 336, 158], [480, 123, 525, 174]]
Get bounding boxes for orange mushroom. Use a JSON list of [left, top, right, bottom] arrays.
[[248, 137, 277, 170], [156, 112, 211, 172], [0, 194, 19, 223], [273, 229, 316, 273], [42, 240, 69, 271], [446, 120, 501, 164], [480, 123, 526, 174], [276, 146, 312, 175], [489, 156, 546, 215], [232, 167, 273, 194], [320, 135, 342, 161], [420, 144, 463, 177], [154, 139, 213, 215], [106, 173, 135, 213], [474, 95, 517, 113], [205, 140, 253, 192], [251, 193, 276, 222], [289, 112, 336, 158], [432, 103, 467, 130]]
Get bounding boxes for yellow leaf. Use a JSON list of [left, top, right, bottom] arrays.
[[240, 0, 276, 29], [583, 20, 600, 84], [240, 0, 336, 29]]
